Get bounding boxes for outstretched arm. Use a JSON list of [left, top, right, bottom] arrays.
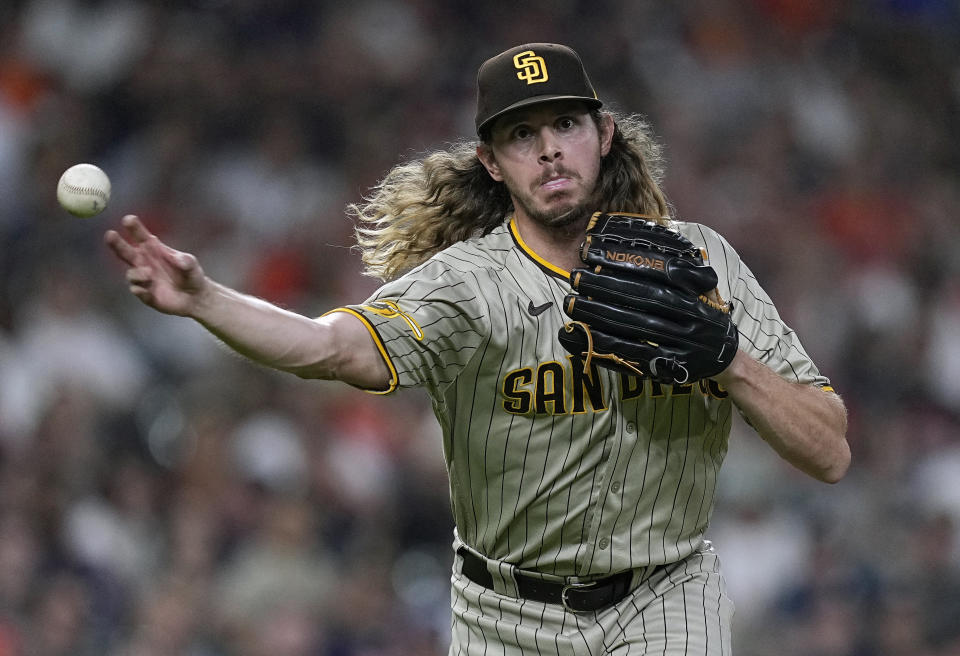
[[714, 351, 850, 484], [104, 214, 391, 390]]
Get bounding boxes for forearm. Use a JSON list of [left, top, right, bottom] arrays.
[[190, 280, 342, 379], [107, 215, 390, 388], [716, 351, 850, 483]]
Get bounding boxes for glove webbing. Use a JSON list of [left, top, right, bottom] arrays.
[[698, 292, 731, 313]]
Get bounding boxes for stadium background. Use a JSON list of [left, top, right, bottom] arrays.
[[0, 1, 958, 654]]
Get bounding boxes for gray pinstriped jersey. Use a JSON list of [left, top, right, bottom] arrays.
[[334, 217, 830, 577]]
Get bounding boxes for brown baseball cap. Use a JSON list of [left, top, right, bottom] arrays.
[[475, 43, 602, 137]]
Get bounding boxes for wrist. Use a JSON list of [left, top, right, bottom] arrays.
[[188, 277, 221, 322], [711, 348, 747, 388]]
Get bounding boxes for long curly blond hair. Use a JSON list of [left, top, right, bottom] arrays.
[[349, 111, 671, 281]]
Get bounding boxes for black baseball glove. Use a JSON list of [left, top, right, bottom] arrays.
[[558, 212, 739, 384]]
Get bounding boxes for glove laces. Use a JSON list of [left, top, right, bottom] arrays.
[[562, 321, 647, 381]]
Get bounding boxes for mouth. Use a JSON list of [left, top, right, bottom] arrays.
[[538, 170, 576, 192], [541, 177, 571, 191]]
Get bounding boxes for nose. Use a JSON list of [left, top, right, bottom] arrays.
[[537, 128, 562, 163]]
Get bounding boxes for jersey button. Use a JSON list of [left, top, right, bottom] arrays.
[[626, 422, 636, 433], [611, 481, 621, 493], [598, 538, 609, 549]]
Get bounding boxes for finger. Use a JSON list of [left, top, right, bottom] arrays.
[[126, 267, 154, 286], [130, 285, 154, 304], [161, 249, 193, 272], [104, 229, 141, 267], [121, 214, 154, 245]]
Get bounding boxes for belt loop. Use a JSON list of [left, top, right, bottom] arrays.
[[488, 557, 520, 598], [631, 563, 656, 589]]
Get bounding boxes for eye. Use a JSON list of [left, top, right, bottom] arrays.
[[511, 125, 533, 140], [556, 116, 576, 131]]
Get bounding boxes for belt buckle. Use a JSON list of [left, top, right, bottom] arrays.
[[560, 580, 598, 613]]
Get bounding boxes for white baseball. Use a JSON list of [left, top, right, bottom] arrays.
[[57, 163, 111, 218]]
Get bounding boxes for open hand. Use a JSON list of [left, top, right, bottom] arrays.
[[104, 215, 208, 317]]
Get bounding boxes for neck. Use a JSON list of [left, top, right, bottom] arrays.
[[513, 212, 590, 273]]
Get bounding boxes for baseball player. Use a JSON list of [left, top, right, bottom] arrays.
[[105, 43, 849, 655]]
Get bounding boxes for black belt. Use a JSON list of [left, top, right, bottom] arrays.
[[457, 547, 634, 613]]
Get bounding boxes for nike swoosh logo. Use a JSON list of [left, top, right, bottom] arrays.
[[528, 301, 553, 316]]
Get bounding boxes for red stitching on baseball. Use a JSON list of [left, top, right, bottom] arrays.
[[63, 182, 109, 201]]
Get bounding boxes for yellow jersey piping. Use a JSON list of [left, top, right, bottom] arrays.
[[508, 217, 570, 280], [322, 307, 398, 395]]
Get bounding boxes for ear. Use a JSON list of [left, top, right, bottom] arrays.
[[476, 144, 503, 182], [599, 112, 615, 157]]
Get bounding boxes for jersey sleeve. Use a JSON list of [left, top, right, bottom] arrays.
[[328, 259, 490, 395], [693, 225, 834, 391]]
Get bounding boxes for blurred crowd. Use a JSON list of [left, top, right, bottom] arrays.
[[0, 0, 958, 654]]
